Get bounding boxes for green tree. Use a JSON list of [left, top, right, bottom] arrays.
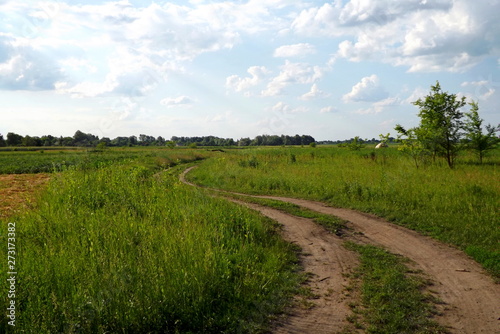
[[413, 81, 466, 168], [463, 101, 500, 164], [7, 132, 23, 146], [348, 136, 365, 150], [395, 125, 427, 168], [0, 134, 6, 147]]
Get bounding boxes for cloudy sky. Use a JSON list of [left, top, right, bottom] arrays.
[[1, 0, 499, 141]]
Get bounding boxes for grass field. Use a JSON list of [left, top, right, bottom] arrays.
[[0, 150, 301, 333], [0, 146, 214, 174], [188, 146, 500, 278], [1, 145, 498, 333]]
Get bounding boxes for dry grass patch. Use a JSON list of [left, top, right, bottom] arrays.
[[0, 173, 51, 218]]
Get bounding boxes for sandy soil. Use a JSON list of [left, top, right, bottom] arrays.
[[181, 167, 500, 334], [230, 199, 360, 333]]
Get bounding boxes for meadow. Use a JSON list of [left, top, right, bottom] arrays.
[[1, 145, 498, 333], [188, 146, 500, 278], [0, 147, 211, 174], [0, 149, 301, 333]]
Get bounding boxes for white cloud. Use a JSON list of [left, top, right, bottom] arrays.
[[320, 106, 337, 113], [404, 86, 428, 104], [461, 80, 490, 87], [343, 74, 388, 103], [461, 80, 496, 101], [274, 43, 316, 58], [300, 83, 330, 100], [226, 66, 269, 94], [290, 2, 342, 37], [0, 36, 64, 90], [271, 101, 308, 114], [206, 110, 235, 123], [161, 96, 194, 108], [354, 97, 399, 114], [262, 60, 324, 96], [293, 0, 500, 73]]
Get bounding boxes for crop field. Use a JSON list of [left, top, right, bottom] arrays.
[[1, 145, 499, 333]]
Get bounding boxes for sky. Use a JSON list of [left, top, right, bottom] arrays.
[[0, 0, 499, 141]]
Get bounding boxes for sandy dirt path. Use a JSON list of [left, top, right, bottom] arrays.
[[181, 167, 500, 334], [231, 199, 359, 333]]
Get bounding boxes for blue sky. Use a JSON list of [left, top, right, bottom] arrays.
[[0, 0, 499, 141]]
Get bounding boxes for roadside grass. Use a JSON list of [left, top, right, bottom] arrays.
[[0, 156, 301, 333], [187, 146, 500, 278], [344, 242, 448, 334]]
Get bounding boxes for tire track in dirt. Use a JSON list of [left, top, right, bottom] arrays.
[[230, 199, 359, 334], [181, 168, 359, 333], [181, 167, 500, 334], [256, 196, 500, 334]]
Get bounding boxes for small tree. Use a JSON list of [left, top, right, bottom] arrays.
[[395, 125, 427, 168], [96, 142, 107, 151], [463, 101, 500, 164], [348, 136, 365, 150], [413, 81, 466, 168]]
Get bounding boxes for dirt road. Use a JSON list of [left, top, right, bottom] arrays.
[[181, 167, 500, 333]]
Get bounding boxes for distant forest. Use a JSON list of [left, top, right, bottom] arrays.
[[0, 131, 319, 148]]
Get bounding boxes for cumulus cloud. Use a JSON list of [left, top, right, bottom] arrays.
[[161, 96, 194, 108], [0, 35, 64, 90], [0, 0, 296, 95], [292, 0, 500, 73], [403, 86, 429, 104], [274, 43, 316, 58], [353, 97, 399, 114], [262, 60, 324, 96], [270, 101, 309, 114], [300, 83, 330, 100], [461, 80, 496, 100], [342, 74, 388, 103], [226, 66, 269, 94]]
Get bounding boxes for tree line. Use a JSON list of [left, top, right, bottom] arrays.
[[0, 131, 316, 148]]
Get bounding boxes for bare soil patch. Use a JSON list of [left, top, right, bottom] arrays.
[[0, 173, 51, 218]]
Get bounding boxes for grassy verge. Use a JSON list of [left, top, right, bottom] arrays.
[[220, 193, 347, 236], [344, 242, 448, 334], [187, 146, 500, 278], [0, 158, 301, 333]]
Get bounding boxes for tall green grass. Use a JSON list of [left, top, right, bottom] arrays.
[[0, 159, 299, 333], [188, 147, 500, 277]]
